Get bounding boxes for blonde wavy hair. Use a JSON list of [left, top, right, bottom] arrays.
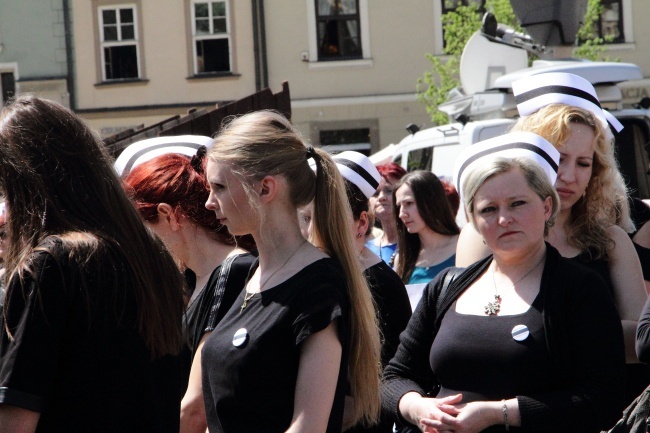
[[511, 104, 633, 260], [208, 110, 381, 426]]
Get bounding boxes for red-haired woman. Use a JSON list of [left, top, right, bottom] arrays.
[[366, 163, 407, 264], [123, 147, 255, 433]]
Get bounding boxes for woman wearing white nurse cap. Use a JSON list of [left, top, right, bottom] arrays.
[[309, 150, 381, 199], [114, 135, 214, 178], [512, 72, 623, 139], [453, 131, 560, 202]]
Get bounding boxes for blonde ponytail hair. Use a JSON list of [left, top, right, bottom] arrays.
[[209, 110, 381, 426]]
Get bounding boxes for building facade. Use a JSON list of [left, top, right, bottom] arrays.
[[0, 0, 70, 107], [4, 1, 650, 152]]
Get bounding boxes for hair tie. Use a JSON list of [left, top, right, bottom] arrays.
[[306, 145, 317, 160], [190, 146, 207, 173]]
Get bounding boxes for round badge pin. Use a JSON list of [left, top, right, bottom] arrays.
[[232, 328, 249, 347], [511, 324, 529, 342]]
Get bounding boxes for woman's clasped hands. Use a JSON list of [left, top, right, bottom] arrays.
[[400, 392, 507, 433]]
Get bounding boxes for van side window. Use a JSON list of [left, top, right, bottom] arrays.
[[406, 147, 433, 172]]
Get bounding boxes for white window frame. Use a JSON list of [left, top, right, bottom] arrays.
[[98, 4, 141, 81], [305, 0, 371, 68], [190, 0, 232, 75]]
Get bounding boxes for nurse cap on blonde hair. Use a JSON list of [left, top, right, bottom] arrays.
[[114, 135, 215, 178], [512, 72, 623, 139], [453, 131, 560, 203]]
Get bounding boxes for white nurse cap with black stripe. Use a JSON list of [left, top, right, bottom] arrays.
[[114, 135, 214, 178], [309, 151, 380, 199], [332, 151, 381, 199], [453, 131, 560, 200], [512, 72, 623, 138]]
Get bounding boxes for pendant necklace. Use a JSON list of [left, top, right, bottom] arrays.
[[485, 256, 544, 316], [240, 239, 308, 313]]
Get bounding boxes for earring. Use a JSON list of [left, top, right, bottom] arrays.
[[356, 233, 363, 238]]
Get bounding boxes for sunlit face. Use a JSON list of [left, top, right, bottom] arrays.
[[473, 168, 552, 257], [554, 123, 596, 212], [205, 159, 256, 236], [372, 176, 399, 222], [395, 184, 426, 234]]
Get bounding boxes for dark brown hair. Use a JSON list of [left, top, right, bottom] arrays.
[[393, 170, 460, 283], [0, 96, 184, 358]]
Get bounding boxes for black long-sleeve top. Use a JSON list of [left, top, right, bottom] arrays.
[[382, 244, 625, 433]]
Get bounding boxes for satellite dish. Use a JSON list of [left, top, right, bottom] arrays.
[[460, 31, 528, 95]]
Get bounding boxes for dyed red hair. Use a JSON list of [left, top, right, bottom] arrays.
[[124, 152, 246, 247], [376, 162, 406, 182], [440, 179, 460, 217]]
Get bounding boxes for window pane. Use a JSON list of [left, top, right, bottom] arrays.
[[1, 72, 16, 103], [340, 0, 357, 14], [318, 19, 361, 58], [601, 2, 622, 41], [320, 128, 369, 145], [213, 17, 227, 33], [103, 25, 118, 41], [104, 45, 139, 79], [196, 18, 210, 34], [121, 24, 135, 40], [318, 0, 334, 16], [120, 8, 134, 24], [212, 1, 226, 17], [340, 20, 360, 55], [196, 38, 230, 73], [102, 9, 116, 25], [195, 3, 209, 18]]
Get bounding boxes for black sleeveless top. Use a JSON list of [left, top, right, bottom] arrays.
[[430, 290, 554, 404]]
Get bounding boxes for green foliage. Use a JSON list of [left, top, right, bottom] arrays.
[[574, 0, 613, 61], [417, 0, 610, 125]]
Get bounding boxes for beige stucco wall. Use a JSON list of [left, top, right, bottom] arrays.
[[265, 0, 437, 150], [72, 0, 257, 112]]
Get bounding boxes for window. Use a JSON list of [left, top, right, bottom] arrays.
[[191, 0, 231, 74], [1, 72, 15, 104], [597, 0, 624, 43], [320, 128, 371, 154], [440, 0, 485, 50], [315, 0, 362, 61], [99, 5, 140, 80]]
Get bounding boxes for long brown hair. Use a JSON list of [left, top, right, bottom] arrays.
[[208, 110, 381, 426], [0, 96, 184, 358], [393, 170, 460, 283]]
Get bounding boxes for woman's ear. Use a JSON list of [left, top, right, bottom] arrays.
[[156, 203, 181, 231], [258, 175, 278, 204], [357, 211, 370, 237]]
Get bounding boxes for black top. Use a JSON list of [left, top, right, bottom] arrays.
[[569, 249, 613, 293], [364, 261, 412, 368], [383, 244, 625, 433], [431, 296, 553, 406], [0, 236, 184, 433], [201, 258, 351, 433], [184, 253, 256, 355], [346, 261, 412, 433]]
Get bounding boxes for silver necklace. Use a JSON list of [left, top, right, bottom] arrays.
[[240, 239, 307, 313], [485, 257, 544, 316]]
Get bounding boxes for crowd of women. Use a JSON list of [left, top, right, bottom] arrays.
[[0, 69, 649, 433]]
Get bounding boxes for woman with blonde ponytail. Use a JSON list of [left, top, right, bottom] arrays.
[[202, 110, 381, 433]]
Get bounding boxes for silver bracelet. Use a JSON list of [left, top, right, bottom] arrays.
[[502, 399, 510, 431]]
